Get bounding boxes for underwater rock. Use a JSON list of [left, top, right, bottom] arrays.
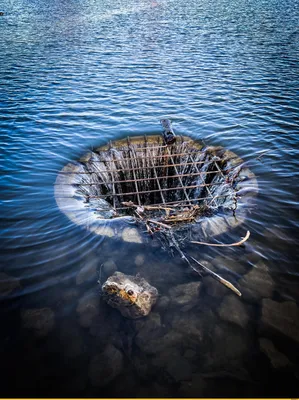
[[136, 330, 184, 354], [76, 260, 98, 285], [59, 321, 85, 360], [259, 338, 291, 369], [171, 313, 203, 346], [135, 312, 164, 350], [254, 260, 269, 272], [102, 259, 117, 276], [204, 324, 248, 370], [61, 288, 80, 304], [121, 227, 142, 243], [239, 267, 274, 302], [0, 272, 20, 297], [218, 295, 250, 328], [178, 374, 207, 397], [168, 281, 201, 311], [155, 295, 170, 312], [21, 307, 55, 337], [134, 312, 162, 335], [165, 355, 193, 382], [135, 254, 145, 267], [151, 348, 182, 369], [101, 271, 158, 319], [76, 291, 100, 328], [202, 275, 229, 298], [184, 349, 197, 360], [212, 256, 248, 276], [88, 344, 124, 387], [260, 299, 299, 345]]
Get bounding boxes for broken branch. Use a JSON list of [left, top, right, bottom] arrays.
[[191, 230, 250, 247], [189, 256, 242, 297]]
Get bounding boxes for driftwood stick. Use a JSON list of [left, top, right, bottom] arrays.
[[191, 230, 250, 247], [122, 201, 175, 211], [147, 219, 172, 230], [189, 256, 242, 297], [164, 231, 241, 296]]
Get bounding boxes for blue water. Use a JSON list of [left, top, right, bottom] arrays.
[[1, 0, 299, 396]]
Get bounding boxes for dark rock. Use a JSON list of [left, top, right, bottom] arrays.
[[168, 281, 201, 311], [61, 288, 79, 303], [151, 348, 181, 369], [184, 349, 197, 360], [21, 307, 55, 337], [88, 344, 124, 387], [135, 312, 164, 351], [155, 295, 170, 312], [213, 256, 247, 275], [239, 267, 274, 303], [136, 329, 183, 354], [171, 313, 203, 345], [204, 324, 248, 369], [259, 338, 292, 369], [218, 295, 250, 328], [76, 291, 100, 328], [202, 275, 229, 298], [165, 356, 192, 382], [178, 374, 207, 397], [59, 322, 85, 360], [260, 299, 299, 345]]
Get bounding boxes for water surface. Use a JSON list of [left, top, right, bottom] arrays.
[[0, 0, 299, 396]]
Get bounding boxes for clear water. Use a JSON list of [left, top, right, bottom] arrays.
[[0, 0, 299, 396]]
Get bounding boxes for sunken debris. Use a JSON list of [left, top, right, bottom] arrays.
[[74, 132, 243, 225], [56, 120, 257, 296]]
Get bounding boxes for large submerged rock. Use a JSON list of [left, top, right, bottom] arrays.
[[21, 307, 55, 337], [101, 272, 158, 319], [88, 344, 124, 387]]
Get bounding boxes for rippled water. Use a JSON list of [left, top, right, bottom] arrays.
[[1, 0, 299, 396]]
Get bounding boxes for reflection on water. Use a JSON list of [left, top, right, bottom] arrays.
[[0, 0, 299, 396]]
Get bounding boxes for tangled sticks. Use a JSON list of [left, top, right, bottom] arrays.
[[123, 199, 250, 297]]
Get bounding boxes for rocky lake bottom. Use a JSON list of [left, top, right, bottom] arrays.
[[2, 230, 299, 397]]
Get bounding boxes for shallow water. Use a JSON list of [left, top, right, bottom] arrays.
[[1, 0, 299, 396]]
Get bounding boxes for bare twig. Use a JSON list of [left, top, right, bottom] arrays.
[[147, 219, 172, 230], [189, 256, 241, 297], [191, 230, 250, 247]]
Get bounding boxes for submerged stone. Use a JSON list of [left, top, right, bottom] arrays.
[[136, 330, 184, 355], [165, 355, 193, 382], [101, 271, 158, 319], [76, 291, 100, 328], [239, 267, 274, 302], [218, 295, 250, 328], [76, 260, 98, 285], [259, 338, 291, 369], [21, 307, 55, 337], [121, 227, 143, 243], [168, 281, 201, 310], [102, 259, 117, 276], [135, 254, 145, 267], [260, 299, 299, 345], [88, 344, 124, 387]]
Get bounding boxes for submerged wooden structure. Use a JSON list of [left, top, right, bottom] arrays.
[[55, 123, 258, 242]]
